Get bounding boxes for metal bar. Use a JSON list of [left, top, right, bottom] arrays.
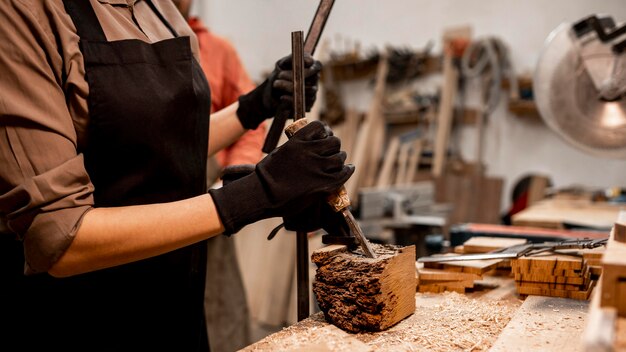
[[304, 0, 335, 55], [292, 30, 310, 322], [292, 31, 306, 120], [296, 231, 309, 321], [262, 0, 336, 153]]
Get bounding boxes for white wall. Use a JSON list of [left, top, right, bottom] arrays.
[[199, 0, 626, 211]]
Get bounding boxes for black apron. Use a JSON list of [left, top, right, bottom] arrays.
[[3, 1, 211, 350]]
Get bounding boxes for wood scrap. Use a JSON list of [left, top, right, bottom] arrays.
[[601, 217, 626, 316], [424, 255, 502, 275], [511, 252, 598, 300], [312, 244, 416, 333], [582, 279, 618, 352], [461, 236, 527, 254], [345, 53, 389, 203]]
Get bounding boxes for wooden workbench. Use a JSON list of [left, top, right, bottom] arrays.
[[511, 198, 621, 230], [241, 274, 592, 351]]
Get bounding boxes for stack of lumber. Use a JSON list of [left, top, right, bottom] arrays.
[[416, 263, 484, 293], [417, 257, 502, 294], [417, 236, 525, 293], [511, 251, 599, 300]]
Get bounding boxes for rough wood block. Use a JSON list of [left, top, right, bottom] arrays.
[[462, 236, 527, 254], [312, 244, 416, 333]]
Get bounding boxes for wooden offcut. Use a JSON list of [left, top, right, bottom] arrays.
[[312, 244, 416, 333], [511, 251, 599, 300], [601, 218, 626, 316], [461, 236, 527, 254]]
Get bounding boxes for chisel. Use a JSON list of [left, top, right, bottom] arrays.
[[286, 31, 377, 259]]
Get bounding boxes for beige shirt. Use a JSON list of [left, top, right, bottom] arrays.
[[0, 0, 200, 273]]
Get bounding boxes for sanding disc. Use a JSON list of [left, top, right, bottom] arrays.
[[534, 23, 626, 158]]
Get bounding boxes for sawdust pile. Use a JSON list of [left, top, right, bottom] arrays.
[[242, 291, 521, 352], [359, 292, 521, 351]]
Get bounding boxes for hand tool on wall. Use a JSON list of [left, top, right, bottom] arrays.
[[417, 238, 607, 263], [262, 0, 336, 154]]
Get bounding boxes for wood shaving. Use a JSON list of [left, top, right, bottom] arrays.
[[243, 292, 521, 352]]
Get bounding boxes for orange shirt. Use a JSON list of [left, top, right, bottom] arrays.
[[189, 18, 266, 167]]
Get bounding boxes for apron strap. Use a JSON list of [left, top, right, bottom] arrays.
[[63, 0, 180, 42], [145, 0, 180, 38], [62, 0, 107, 42]]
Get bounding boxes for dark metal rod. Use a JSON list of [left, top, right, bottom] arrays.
[[292, 30, 310, 322], [304, 0, 335, 55], [296, 231, 309, 321], [292, 31, 306, 120]]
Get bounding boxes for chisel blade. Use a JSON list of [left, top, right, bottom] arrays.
[[342, 209, 377, 258]]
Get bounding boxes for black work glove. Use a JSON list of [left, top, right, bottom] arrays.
[[236, 53, 322, 130], [282, 195, 351, 237], [209, 121, 354, 235]]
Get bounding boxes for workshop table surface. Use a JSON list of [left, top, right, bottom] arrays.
[[240, 275, 591, 352]]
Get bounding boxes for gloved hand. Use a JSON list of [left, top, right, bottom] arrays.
[[236, 53, 322, 130], [282, 195, 351, 237], [208, 121, 354, 235]]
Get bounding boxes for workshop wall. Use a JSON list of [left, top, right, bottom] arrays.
[[199, 0, 626, 211]]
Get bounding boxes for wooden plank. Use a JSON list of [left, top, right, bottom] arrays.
[[516, 279, 597, 300], [527, 175, 550, 206], [403, 139, 423, 185], [345, 54, 389, 203], [582, 279, 618, 352], [516, 279, 592, 292], [490, 295, 590, 352], [435, 174, 503, 225], [424, 255, 502, 275], [416, 265, 482, 282], [375, 136, 400, 188], [462, 236, 527, 253], [514, 272, 588, 285], [431, 51, 458, 177], [512, 198, 621, 230], [394, 141, 411, 186], [312, 244, 416, 333], [600, 219, 626, 315], [512, 253, 584, 272]]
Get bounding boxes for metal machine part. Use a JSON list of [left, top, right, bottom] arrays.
[[417, 238, 607, 263], [534, 15, 626, 158]]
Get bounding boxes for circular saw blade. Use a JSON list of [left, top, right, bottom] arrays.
[[534, 23, 626, 159]]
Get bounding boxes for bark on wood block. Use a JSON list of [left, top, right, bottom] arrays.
[[312, 244, 416, 333]]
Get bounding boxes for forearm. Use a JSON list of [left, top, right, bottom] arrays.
[[208, 102, 247, 156], [49, 194, 224, 277]]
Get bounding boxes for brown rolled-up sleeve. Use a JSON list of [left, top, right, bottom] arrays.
[[0, 1, 94, 274]]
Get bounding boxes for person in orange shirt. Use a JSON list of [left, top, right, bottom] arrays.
[[174, 1, 264, 350]]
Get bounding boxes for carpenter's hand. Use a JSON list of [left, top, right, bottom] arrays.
[[208, 121, 353, 235], [236, 53, 322, 130]]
